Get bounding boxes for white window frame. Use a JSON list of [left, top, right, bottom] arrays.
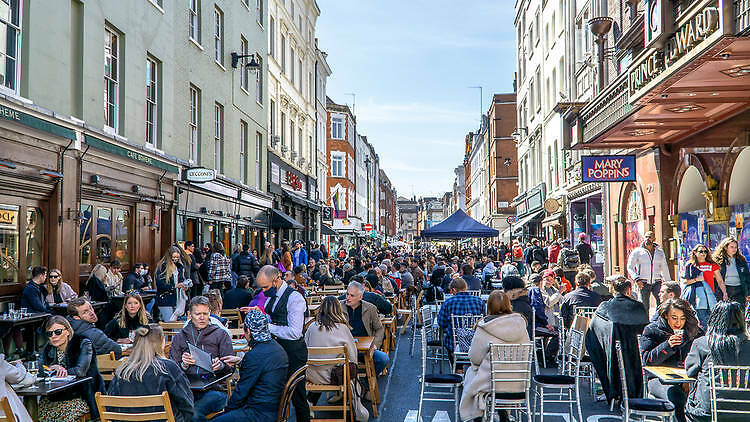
[[269, 16, 275, 58], [240, 120, 248, 184], [214, 103, 223, 173], [256, 0, 263, 26], [240, 35, 249, 92], [214, 7, 223, 66], [281, 112, 286, 148], [189, 0, 200, 43], [255, 131, 262, 189], [104, 27, 119, 132], [145, 56, 158, 147], [255, 54, 263, 104], [270, 99, 276, 135], [290, 47, 295, 81], [331, 152, 344, 177], [331, 116, 344, 140], [290, 120, 295, 152], [189, 84, 199, 163], [280, 34, 286, 72], [0, 0, 21, 94]]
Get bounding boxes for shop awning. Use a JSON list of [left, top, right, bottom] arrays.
[[512, 210, 544, 234], [270, 209, 303, 229], [321, 224, 338, 236], [283, 189, 321, 211], [542, 212, 564, 228]]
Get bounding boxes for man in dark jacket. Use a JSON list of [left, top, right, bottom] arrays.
[[169, 296, 234, 422], [575, 233, 595, 265], [214, 309, 289, 421], [560, 272, 602, 328], [461, 264, 482, 291], [502, 275, 534, 338], [122, 263, 147, 291], [67, 297, 122, 359], [223, 275, 254, 310], [21, 266, 50, 313], [308, 243, 324, 262], [530, 239, 547, 266], [232, 244, 260, 282]]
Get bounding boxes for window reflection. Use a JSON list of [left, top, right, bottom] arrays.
[[25, 208, 43, 279], [115, 209, 129, 263], [96, 208, 112, 263], [0, 205, 19, 284], [80, 204, 92, 265]]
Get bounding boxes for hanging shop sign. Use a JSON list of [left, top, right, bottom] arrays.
[[84, 134, 179, 173], [581, 155, 636, 182], [184, 167, 216, 183], [285, 171, 303, 191]]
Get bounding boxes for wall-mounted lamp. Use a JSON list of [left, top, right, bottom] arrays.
[[102, 189, 121, 197], [511, 127, 528, 138], [0, 160, 17, 169], [131, 185, 140, 193], [40, 169, 64, 179], [230, 52, 260, 70], [91, 175, 102, 184], [143, 216, 159, 230], [504, 158, 512, 167]]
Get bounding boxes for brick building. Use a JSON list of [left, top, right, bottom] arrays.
[[378, 169, 397, 238], [325, 97, 359, 245], [487, 93, 519, 240]]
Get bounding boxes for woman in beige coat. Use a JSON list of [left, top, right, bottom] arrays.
[[0, 354, 34, 422], [459, 291, 530, 422], [304, 296, 368, 421]]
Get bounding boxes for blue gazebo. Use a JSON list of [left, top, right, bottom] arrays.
[[422, 209, 499, 239]]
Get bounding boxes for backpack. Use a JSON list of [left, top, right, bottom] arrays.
[[560, 248, 580, 269], [513, 246, 523, 259]]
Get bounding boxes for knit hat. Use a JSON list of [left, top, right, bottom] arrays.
[[501, 275, 525, 291], [244, 309, 272, 343]]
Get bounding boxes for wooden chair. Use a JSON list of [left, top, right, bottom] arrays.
[[277, 365, 308, 422], [229, 328, 245, 338], [159, 321, 183, 342], [220, 309, 243, 329], [306, 346, 352, 422], [95, 391, 176, 422], [0, 396, 16, 422], [97, 351, 124, 382]]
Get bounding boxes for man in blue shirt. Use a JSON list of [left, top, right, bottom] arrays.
[[436, 278, 485, 361], [21, 266, 50, 313]]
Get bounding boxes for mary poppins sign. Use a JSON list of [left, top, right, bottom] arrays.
[[581, 155, 636, 182]]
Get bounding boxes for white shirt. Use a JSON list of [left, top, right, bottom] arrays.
[[626, 244, 672, 284], [268, 281, 306, 340]]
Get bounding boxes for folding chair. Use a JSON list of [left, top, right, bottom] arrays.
[[306, 346, 353, 422], [0, 396, 16, 422], [465, 290, 482, 297], [97, 351, 123, 382], [533, 328, 586, 422], [417, 326, 463, 422], [417, 306, 444, 370], [277, 365, 308, 422], [485, 343, 534, 422], [450, 314, 483, 373], [574, 305, 597, 320], [614, 340, 675, 422], [709, 364, 750, 421], [95, 391, 176, 422]]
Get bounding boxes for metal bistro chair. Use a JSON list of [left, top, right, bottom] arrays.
[[486, 343, 534, 422], [277, 365, 308, 422], [709, 364, 750, 421], [533, 328, 586, 422], [466, 290, 482, 297], [417, 305, 445, 370], [417, 326, 463, 422], [531, 308, 549, 368], [451, 314, 483, 373], [408, 291, 424, 356], [614, 340, 675, 422], [574, 305, 598, 320]]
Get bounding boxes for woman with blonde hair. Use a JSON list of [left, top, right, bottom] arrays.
[[460, 290, 529, 422], [45, 268, 77, 304], [107, 324, 193, 422], [104, 292, 153, 343], [259, 246, 275, 266], [155, 246, 190, 321], [85, 263, 109, 302], [712, 236, 750, 307], [304, 296, 368, 421]]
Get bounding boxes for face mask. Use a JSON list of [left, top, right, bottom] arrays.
[[265, 286, 277, 297], [140, 269, 148, 276]]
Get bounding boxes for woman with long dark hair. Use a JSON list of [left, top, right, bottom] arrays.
[[639, 298, 703, 422], [685, 301, 750, 421], [713, 236, 750, 308], [682, 243, 727, 329]]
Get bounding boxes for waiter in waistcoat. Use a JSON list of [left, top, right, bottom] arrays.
[[254, 265, 310, 421]]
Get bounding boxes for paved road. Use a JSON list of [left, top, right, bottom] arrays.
[[372, 329, 622, 422]]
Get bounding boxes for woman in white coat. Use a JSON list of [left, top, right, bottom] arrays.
[[459, 290, 530, 422], [0, 354, 34, 422]]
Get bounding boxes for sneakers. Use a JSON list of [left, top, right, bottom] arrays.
[[328, 392, 343, 404]]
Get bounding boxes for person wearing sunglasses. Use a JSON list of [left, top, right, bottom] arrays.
[[683, 243, 728, 329], [45, 269, 78, 305], [37, 315, 104, 421]]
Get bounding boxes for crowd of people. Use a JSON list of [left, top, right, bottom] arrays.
[[0, 231, 747, 422]]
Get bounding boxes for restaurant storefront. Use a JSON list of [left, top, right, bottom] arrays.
[[512, 183, 545, 241], [268, 152, 320, 246]]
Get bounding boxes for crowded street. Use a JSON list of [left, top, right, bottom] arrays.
[[2, 0, 750, 421]]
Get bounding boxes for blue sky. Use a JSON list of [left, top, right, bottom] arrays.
[[317, 0, 517, 198]]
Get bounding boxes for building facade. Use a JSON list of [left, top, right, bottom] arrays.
[[466, 120, 488, 223], [487, 94, 519, 241], [453, 165, 466, 213], [397, 196, 418, 243], [378, 169, 397, 239], [356, 135, 380, 238], [267, 0, 322, 245], [0, 0, 271, 292], [417, 197, 444, 236]]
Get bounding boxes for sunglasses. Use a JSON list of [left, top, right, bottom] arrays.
[[125, 290, 141, 296], [44, 328, 65, 337], [49, 275, 60, 278], [696, 249, 708, 254]]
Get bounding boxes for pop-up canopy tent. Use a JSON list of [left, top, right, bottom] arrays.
[[422, 209, 499, 239]]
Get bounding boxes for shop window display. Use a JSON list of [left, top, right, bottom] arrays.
[[25, 208, 43, 280], [0, 206, 19, 284]]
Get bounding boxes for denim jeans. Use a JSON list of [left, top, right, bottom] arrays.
[[193, 390, 227, 422], [358, 350, 390, 376], [696, 309, 710, 331]]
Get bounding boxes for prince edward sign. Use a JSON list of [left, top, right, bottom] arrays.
[[581, 155, 636, 182]]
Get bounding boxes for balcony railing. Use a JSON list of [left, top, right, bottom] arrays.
[[578, 72, 636, 145]]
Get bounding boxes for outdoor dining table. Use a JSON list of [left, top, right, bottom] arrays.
[[15, 376, 93, 420], [189, 372, 233, 392], [0, 312, 50, 352], [354, 336, 380, 417], [644, 366, 695, 385]]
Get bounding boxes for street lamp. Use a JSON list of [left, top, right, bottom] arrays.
[[230, 52, 261, 70]]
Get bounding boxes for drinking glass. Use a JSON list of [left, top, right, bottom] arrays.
[[7, 303, 15, 319], [19, 307, 27, 317], [27, 361, 38, 376]]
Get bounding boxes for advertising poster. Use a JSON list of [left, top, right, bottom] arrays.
[[708, 224, 726, 250], [626, 221, 644, 259]]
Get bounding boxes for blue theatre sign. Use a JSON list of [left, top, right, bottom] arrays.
[[581, 155, 636, 182]]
